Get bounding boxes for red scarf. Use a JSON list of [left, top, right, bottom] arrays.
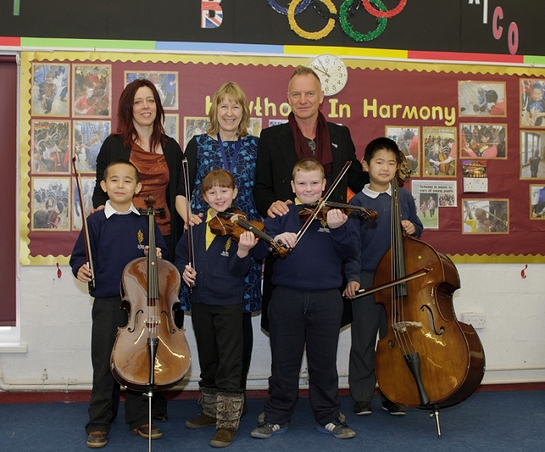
[[288, 111, 333, 177]]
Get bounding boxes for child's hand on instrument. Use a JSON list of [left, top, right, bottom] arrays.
[[274, 232, 297, 249], [326, 208, 348, 229], [76, 264, 93, 283], [401, 220, 416, 236], [182, 265, 197, 287], [237, 231, 259, 257], [342, 281, 360, 299]]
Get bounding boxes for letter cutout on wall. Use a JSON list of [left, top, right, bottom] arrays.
[[201, 0, 223, 28]]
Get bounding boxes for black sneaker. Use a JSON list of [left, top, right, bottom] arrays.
[[317, 418, 356, 439], [251, 421, 288, 439], [354, 401, 372, 416], [381, 399, 406, 416]]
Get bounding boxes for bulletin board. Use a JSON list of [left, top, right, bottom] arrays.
[[19, 51, 545, 265]]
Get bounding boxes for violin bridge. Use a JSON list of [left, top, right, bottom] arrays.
[[393, 321, 422, 333]]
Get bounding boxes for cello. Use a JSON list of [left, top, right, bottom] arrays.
[[110, 196, 191, 416], [372, 163, 485, 437]]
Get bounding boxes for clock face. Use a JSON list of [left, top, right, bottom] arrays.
[[308, 54, 348, 96]]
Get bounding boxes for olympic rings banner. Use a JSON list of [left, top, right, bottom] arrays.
[[19, 51, 545, 265], [1, 1, 544, 57]]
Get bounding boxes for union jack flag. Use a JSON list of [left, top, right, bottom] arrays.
[[201, 0, 223, 29]]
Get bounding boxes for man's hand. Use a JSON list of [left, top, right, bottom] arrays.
[[267, 199, 292, 218]]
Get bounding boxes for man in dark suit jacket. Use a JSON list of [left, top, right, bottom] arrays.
[[254, 66, 369, 330]]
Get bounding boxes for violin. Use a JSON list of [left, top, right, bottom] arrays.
[[208, 208, 290, 258], [298, 200, 378, 222]]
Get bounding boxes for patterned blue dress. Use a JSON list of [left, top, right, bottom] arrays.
[[180, 133, 262, 312]]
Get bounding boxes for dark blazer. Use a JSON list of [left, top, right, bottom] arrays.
[[254, 120, 369, 331], [254, 121, 369, 217]]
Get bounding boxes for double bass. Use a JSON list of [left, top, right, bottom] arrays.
[[111, 196, 191, 394], [372, 165, 485, 437]]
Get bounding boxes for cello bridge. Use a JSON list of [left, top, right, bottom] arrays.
[[145, 316, 161, 329], [393, 321, 422, 333]]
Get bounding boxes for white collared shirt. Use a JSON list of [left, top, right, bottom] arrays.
[[103, 200, 141, 219], [361, 183, 392, 199]]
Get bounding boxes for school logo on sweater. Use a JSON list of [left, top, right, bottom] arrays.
[[137, 229, 145, 250], [221, 237, 232, 257]]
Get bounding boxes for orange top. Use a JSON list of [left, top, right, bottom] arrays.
[[130, 144, 171, 236]]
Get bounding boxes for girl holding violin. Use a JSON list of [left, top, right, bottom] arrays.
[[343, 137, 423, 417], [174, 169, 263, 448], [176, 82, 261, 411]]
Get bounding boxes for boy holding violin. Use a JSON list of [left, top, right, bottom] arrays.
[[343, 137, 423, 417], [251, 157, 359, 440], [175, 169, 262, 448], [70, 160, 167, 448]]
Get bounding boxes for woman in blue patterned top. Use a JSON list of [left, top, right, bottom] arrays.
[[177, 82, 261, 413]]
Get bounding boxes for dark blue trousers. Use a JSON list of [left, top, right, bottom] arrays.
[[264, 286, 342, 426], [87, 297, 148, 434], [191, 302, 243, 392]]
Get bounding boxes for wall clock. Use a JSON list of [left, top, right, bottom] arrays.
[[308, 54, 348, 96]]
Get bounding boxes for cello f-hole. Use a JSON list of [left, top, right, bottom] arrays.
[[127, 309, 144, 333]]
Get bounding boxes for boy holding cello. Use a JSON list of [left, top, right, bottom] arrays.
[[251, 158, 359, 440], [70, 160, 166, 448], [175, 169, 261, 448], [343, 137, 423, 417]]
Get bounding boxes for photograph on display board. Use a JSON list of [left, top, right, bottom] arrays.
[[458, 81, 506, 118], [164, 114, 179, 142], [417, 193, 439, 229], [73, 64, 111, 118], [248, 118, 263, 137], [31, 177, 71, 231], [73, 121, 110, 173], [269, 119, 287, 127], [422, 127, 457, 177], [530, 185, 545, 219], [125, 71, 178, 109], [460, 123, 507, 159], [31, 120, 71, 174], [520, 131, 545, 179], [31, 63, 70, 117], [462, 199, 509, 234], [462, 160, 488, 178], [184, 117, 211, 148], [521, 79, 545, 128], [385, 126, 420, 176], [72, 177, 96, 231]]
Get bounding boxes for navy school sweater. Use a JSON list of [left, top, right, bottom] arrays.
[[70, 210, 167, 298]]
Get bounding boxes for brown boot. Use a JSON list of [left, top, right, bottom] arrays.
[[186, 387, 217, 429], [210, 428, 236, 448], [186, 412, 216, 429], [213, 392, 244, 447]]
